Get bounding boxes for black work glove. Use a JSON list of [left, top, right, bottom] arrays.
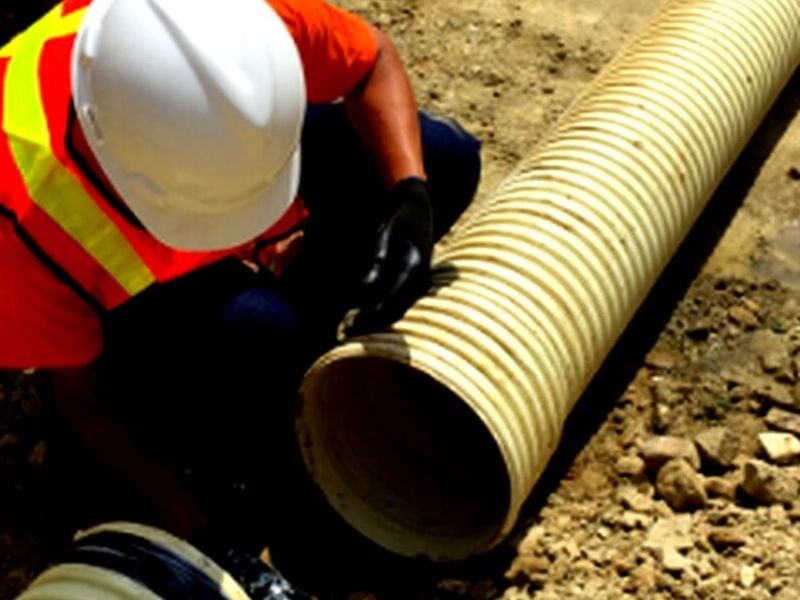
[[342, 177, 434, 337]]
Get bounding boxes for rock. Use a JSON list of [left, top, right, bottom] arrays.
[[652, 403, 672, 433], [516, 526, 545, 555], [662, 546, 692, 573], [766, 407, 800, 437], [644, 515, 693, 552], [728, 305, 760, 328], [656, 458, 708, 511], [27, 441, 46, 466], [652, 380, 685, 405], [617, 486, 655, 513], [704, 476, 738, 501], [707, 528, 747, 551], [694, 427, 740, 469], [739, 565, 757, 588], [616, 510, 651, 530], [752, 378, 795, 409], [752, 330, 790, 373], [769, 503, 787, 523], [645, 348, 680, 370], [741, 459, 799, 504], [624, 563, 657, 593], [644, 516, 695, 576], [615, 455, 645, 478], [640, 436, 701, 471], [758, 432, 800, 464], [504, 555, 550, 583]]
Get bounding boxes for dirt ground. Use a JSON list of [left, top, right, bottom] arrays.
[[4, 0, 800, 598]]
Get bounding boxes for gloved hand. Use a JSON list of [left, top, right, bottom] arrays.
[[341, 177, 434, 337]]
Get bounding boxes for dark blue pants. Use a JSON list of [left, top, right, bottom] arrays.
[[100, 107, 481, 474]]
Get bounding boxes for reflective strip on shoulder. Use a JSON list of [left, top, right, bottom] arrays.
[[3, 6, 156, 297]]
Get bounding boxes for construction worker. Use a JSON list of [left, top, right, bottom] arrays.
[[1, 0, 480, 596]]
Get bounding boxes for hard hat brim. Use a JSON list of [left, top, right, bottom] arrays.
[[122, 147, 301, 252]]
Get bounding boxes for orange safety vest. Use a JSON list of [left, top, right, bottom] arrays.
[[0, 1, 307, 311]]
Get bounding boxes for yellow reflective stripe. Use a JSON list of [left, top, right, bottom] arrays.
[[3, 6, 156, 297], [0, 5, 85, 57]]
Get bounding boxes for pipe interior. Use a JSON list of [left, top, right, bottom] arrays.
[[298, 355, 511, 559]]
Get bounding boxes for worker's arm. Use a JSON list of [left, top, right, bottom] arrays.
[[49, 363, 208, 539], [344, 25, 426, 187], [341, 26, 434, 335]]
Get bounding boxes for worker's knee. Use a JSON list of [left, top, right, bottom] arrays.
[[419, 112, 481, 239]]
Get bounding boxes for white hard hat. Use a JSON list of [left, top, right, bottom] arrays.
[[71, 0, 306, 251]]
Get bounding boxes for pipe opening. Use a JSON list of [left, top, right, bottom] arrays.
[[298, 355, 511, 560]]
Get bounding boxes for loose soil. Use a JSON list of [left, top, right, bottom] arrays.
[[3, 1, 800, 599]]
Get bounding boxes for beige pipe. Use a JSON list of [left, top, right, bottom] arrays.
[[15, 522, 250, 600], [297, 0, 800, 560]]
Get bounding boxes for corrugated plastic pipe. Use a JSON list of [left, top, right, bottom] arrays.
[[15, 523, 251, 600], [297, 0, 800, 560]]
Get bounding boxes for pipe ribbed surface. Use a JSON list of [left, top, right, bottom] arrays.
[[297, 0, 800, 560], [15, 523, 250, 600]]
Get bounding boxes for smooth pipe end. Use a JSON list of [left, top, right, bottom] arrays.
[[297, 348, 512, 560]]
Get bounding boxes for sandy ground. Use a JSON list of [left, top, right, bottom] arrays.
[[4, 0, 800, 598]]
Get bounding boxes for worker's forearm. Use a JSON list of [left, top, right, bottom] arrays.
[[344, 26, 426, 189], [50, 365, 207, 538]]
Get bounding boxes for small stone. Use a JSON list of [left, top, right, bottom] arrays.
[[644, 515, 693, 552], [652, 403, 672, 433], [617, 486, 655, 513], [741, 459, 799, 504], [504, 555, 550, 582], [694, 427, 740, 469], [640, 436, 701, 471], [625, 563, 657, 593], [728, 305, 760, 328], [705, 476, 738, 501], [652, 379, 685, 404], [707, 528, 747, 551], [758, 432, 800, 464], [613, 556, 635, 576], [617, 510, 651, 530], [788, 166, 800, 181], [656, 458, 707, 511], [615, 455, 645, 477], [740, 565, 757, 588], [742, 298, 761, 315], [516, 526, 545, 556], [752, 330, 790, 372], [766, 407, 800, 437], [752, 379, 795, 408], [662, 546, 692, 572], [776, 367, 796, 384], [769, 503, 787, 522], [645, 348, 680, 370], [27, 440, 46, 466]]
